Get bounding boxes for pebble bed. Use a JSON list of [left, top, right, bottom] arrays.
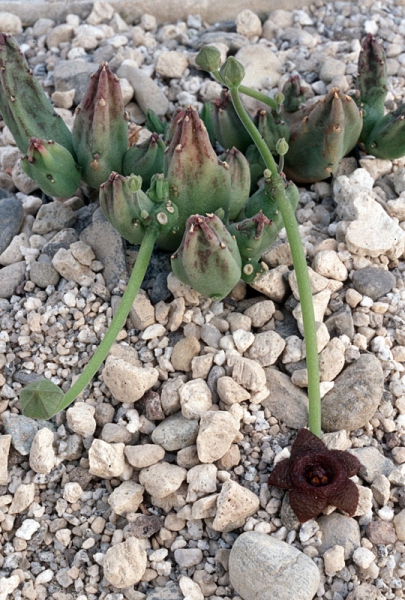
[[2, 0, 405, 599]]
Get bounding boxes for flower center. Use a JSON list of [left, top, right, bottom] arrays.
[[305, 466, 329, 487]]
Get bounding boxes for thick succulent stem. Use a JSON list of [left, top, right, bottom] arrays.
[[228, 83, 321, 438], [56, 228, 157, 412]]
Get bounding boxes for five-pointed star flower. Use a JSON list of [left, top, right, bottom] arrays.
[[267, 428, 361, 523]]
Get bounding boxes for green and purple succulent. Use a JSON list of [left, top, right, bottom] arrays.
[[0, 29, 400, 483]]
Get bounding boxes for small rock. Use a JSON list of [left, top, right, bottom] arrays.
[[0, 197, 24, 255], [229, 531, 320, 600], [187, 463, 217, 500], [174, 548, 203, 568], [139, 462, 187, 499], [179, 378, 212, 419], [0, 435, 11, 484], [246, 330, 286, 367], [0, 12, 22, 34], [197, 411, 239, 463], [318, 513, 360, 559], [171, 336, 201, 371], [130, 290, 155, 330], [231, 356, 267, 392], [32, 201, 76, 234], [52, 248, 95, 287], [9, 483, 35, 514], [217, 376, 250, 405], [29, 428, 55, 474], [107, 481, 144, 516], [323, 545, 345, 576], [88, 439, 126, 478], [352, 547, 376, 569], [103, 537, 147, 588], [212, 479, 260, 532], [366, 520, 397, 545], [124, 514, 162, 539], [250, 266, 289, 302], [29, 261, 60, 288], [244, 299, 275, 327], [318, 337, 346, 382], [156, 50, 188, 78], [87, 0, 114, 24], [125, 443, 165, 469], [0, 261, 26, 298], [80, 217, 127, 288], [321, 354, 383, 431], [15, 518, 41, 540], [320, 58, 346, 83], [312, 250, 348, 281], [151, 412, 199, 451], [235, 9, 262, 38], [349, 446, 395, 483], [66, 403, 96, 437], [351, 267, 396, 301], [346, 583, 379, 600], [393, 509, 405, 541], [235, 44, 282, 89], [102, 355, 159, 403], [371, 474, 391, 505], [118, 60, 170, 115]]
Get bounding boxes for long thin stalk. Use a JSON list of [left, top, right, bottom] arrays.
[[56, 228, 158, 412], [229, 86, 322, 438]]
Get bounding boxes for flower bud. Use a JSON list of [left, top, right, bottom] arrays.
[[0, 34, 74, 155], [162, 106, 231, 251], [171, 214, 242, 300], [72, 62, 128, 189], [219, 57, 245, 88], [195, 46, 222, 72], [122, 132, 165, 190], [99, 172, 154, 245], [21, 138, 81, 198]]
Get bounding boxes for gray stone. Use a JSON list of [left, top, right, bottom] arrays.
[[262, 369, 309, 429], [346, 584, 379, 600], [324, 305, 354, 339], [53, 59, 99, 105], [0, 261, 26, 298], [151, 412, 199, 451], [2, 414, 53, 455], [246, 331, 286, 367], [118, 61, 169, 115], [0, 197, 23, 255], [229, 532, 320, 600], [32, 201, 76, 234], [351, 267, 396, 301], [30, 261, 60, 288], [321, 354, 383, 432], [348, 446, 395, 483], [146, 582, 182, 600], [317, 513, 360, 559], [80, 217, 126, 288]]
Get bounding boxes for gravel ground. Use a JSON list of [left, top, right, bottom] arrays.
[[2, 1, 405, 599]]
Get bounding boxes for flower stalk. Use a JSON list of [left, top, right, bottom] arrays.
[[219, 58, 321, 438]]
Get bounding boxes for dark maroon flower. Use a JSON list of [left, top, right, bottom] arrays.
[[268, 428, 361, 523]]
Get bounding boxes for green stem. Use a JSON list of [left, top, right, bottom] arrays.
[[56, 228, 158, 412], [212, 70, 277, 111], [229, 86, 322, 438]]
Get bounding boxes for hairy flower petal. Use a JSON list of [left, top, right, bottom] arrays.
[[290, 428, 328, 460], [289, 487, 328, 523], [267, 458, 292, 489], [329, 450, 361, 477], [327, 478, 359, 517]]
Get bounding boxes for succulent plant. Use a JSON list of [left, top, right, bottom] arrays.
[[209, 89, 253, 153], [122, 132, 166, 190], [21, 137, 81, 198], [171, 213, 242, 300], [72, 61, 128, 189]]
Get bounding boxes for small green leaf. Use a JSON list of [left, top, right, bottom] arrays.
[[20, 379, 64, 420]]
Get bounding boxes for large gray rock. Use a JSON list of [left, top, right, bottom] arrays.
[[229, 532, 320, 600], [0, 196, 23, 254], [317, 513, 360, 559], [263, 369, 309, 429], [321, 354, 383, 432]]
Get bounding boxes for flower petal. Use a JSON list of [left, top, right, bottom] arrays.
[[329, 450, 361, 477], [290, 428, 328, 461], [289, 487, 328, 522], [327, 478, 359, 517], [268, 458, 292, 489]]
